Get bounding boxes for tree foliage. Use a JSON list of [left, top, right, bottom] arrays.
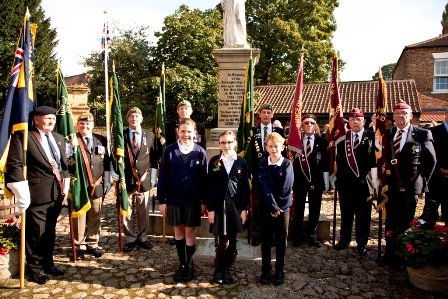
[[442, 3, 448, 27], [246, 0, 343, 84], [0, 0, 58, 110], [372, 63, 396, 80]]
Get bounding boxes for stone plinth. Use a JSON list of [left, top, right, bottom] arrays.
[[212, 48, 260, 129]]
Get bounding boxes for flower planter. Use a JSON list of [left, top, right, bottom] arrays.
[[0, 248, 19, 279], [407, 265, 448, 292]]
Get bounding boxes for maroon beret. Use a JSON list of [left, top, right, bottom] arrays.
[[393, 99, 411, 111], [349, 108, 364, 118]]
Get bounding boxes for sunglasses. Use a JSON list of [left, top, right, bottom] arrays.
[[303, 121, 316, 125], [219, 141, 234, 145]]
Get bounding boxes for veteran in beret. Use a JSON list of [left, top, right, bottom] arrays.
[[381, 100, 436, 267], [333, 108, 377, 256], [165, 100, 207, 150], [249, 103, 286, 246], [291, 114, 329, 248], [71, 112, 111, 260], [6, 106, 70, 284]]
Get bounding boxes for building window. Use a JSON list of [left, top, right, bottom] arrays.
[[433, 53, 448, 93]]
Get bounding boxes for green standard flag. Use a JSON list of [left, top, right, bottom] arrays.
[[108, 63, 130, 216], [55, 66, 90, 217], [237, 56, 254, 171], [154, 63, 166, 159]]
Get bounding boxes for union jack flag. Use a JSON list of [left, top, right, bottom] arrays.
[[101, 22, 110, 61]]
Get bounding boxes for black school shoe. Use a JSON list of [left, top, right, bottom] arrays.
[[87, 247, 104, 258], [33, 273, 49, 284], [182, 265, 196, 282], [213, 269, 223, 284], [123, 242, 137, 253], [259, 271, 271, 284], [222, 268, 234, 284], [174, 265, 185, 282], [44, 266, 65, 276], [273, 270, 284, 286]]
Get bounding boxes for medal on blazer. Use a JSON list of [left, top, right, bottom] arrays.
[[345, 131, 360, 177], [412, 144, 421, 154], [143, 136, 147, 146], [98, 145, 105, 158], [368, 139, 372, 155]]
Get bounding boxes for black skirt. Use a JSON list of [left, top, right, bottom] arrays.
[[210, 193, 243, 236], [167, 204, 202, 227]]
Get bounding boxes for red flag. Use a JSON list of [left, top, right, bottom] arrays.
[[328, 54, 345, 176], [375, 71, 389, 212], [287, 52, 304, 158]]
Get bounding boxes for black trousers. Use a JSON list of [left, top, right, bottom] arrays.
[[25, 201, 62, 275], [423, 192, 448, 228], [251, 182, 261, 240], [338, 193, 372, 246], [215, 234, 237, 270], [260, 206, 289, 273], [384, 192, 418, 257], [292, 186, 322, 241]]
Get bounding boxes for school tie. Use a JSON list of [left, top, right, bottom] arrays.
[[353, 133, 359, 153], [45, 133, 61, 170], [85, 137, 93, 151], [306, 136, 312, 157], [263, 126, 268, 149], [394, 130, 404, 155], [132, 131, 140, 154]]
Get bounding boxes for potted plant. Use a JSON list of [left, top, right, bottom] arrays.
[[396, 219, 448, 292], [0, 216, 21, 279]]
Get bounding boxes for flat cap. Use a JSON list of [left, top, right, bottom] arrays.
[[393, 99, 411, 111], [33, 106, 57, 115], [126, 107, 142, 118], [301, 114, 317, 122], [349, 108, 364, 118], [258, 103, 273, 112], [77, 112, 94, 122], [177, 100, 192, 108]]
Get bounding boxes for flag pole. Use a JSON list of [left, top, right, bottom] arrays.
[[103, 11, 110, 156]]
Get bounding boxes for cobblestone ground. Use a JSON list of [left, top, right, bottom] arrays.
[[1, 189, 447, 299]]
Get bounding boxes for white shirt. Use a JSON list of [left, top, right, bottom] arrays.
[[352, 129, 364, 147], [178, 140, 194, 154], [220, 152, 237, 174], [268, 156, 284, 166], [37, 128, 60, 163], [261, 123, 272, 146], [394, 124, 410, 151], [303, 134, 315, 153]]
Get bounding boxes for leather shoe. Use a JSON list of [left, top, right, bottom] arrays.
[[259, 271, 271, 285], [357, 246, 367, 256], [213, 269, 223, 284], [273, 270, 284, 286], [123, 242, 137, 253], [307, 239, 322, 248], [33, 273, 49, 284], [67, 249, 85, 261], [222, 268, 234, 284], [87, 247, 104, 258], [291, 239, 302, 247], [333, 242, 349, 250], [182, 265, 195, 282], [251, 238, 261, 246], [138, 240, 154, 249], [173, 265, 185, 282], [45, 267, 64, 276]]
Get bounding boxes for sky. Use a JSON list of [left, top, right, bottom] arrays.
[[40, 0, 447, 82]]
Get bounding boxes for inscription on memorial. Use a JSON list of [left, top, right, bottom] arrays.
[[218, 70, 245, 128]]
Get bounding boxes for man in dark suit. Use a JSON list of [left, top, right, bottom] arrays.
[[425, 109, 448, 228], [292, 114, 329, 248], [6, 106, 70, 284], [72, 113, 111, 259], [382, 100, 436, 265], [121, 107, 155, 252], [250, 103, 285, 246], [333, 108, 377, 256], [165, 100, 206, 150]]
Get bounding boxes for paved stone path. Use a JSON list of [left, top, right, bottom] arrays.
[[1, 189, 447, 298]]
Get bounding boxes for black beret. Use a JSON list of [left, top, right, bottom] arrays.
[[301, 114, 317, 122], [33, 106, 57, 115]]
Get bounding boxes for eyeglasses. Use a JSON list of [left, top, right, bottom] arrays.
[[394, 111, 410, 116], [219, 141, 234, 145], [303, 121, 316, 125]]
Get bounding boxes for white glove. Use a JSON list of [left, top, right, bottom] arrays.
[[7, 181, 31, 214], [330, 173, 336, 190], [371, 167, 378, 197], [323, 172, 329, 192], [110, 161, 119, 181]]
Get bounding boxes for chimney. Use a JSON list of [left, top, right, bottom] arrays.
[[443, 26, 448, 35]]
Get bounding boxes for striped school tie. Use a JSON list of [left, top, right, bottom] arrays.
[[306, 136, 312, 157], [132, 131, 140, 154], [263, 126, 268, 151], [353, 133, 359, 153], [394, 130, 404, 155]]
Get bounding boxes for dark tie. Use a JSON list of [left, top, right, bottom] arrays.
[[45, 133, 61, 170], [306, 136, 312, 157], [85, 137, 93, 151], [394, 130, 404, 155], [263, 126, 268, 150], [353, 133, 359, 153], [132, 131, 140, 154]]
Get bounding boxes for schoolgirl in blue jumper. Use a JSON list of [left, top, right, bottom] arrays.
[[207, 130, 250, 285], [157, 118, 207, 282], [258, 132, 294, 286]]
